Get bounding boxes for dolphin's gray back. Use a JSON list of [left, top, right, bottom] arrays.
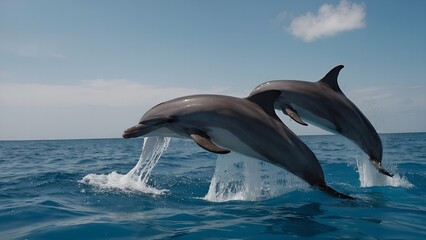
[[142, 94, 327, 186], [251, 76, 383, 162]]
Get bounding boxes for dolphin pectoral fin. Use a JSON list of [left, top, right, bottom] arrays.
[[282, 106, 308, 126], [189, 131, 231, 154], [318, 184, 355, 200], [371, 160, 394, 177]]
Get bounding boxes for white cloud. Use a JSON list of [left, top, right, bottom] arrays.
[[287, 0, 366, 42], [0, 79, 244, 140], [1, 80, 424, 140], [0, 79, 240, 108]]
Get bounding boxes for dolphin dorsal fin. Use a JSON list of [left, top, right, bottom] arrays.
[[318, 65, 344, 93], [245, 90, 281, 120]]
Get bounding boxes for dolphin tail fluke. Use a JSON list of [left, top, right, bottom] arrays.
[[371, 160, 394, 177], [318, 185, 355, 200]]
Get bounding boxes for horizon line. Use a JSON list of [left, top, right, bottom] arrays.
[[1, 130, 425, 142]]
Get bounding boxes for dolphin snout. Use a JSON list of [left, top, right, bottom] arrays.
[[371, 160, 394, 177], [122, 124, 146, 139]]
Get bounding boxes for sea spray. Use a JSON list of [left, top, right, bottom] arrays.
[[204, 152, 308, 202], [356, 157, 413, 188], [126, 136, 170, 184], [80, 137, 171, 194]]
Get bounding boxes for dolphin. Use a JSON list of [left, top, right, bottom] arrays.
[[249, 65, 393, 177], [123, 91, 354, 199]]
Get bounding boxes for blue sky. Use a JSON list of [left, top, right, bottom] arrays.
[[1, 0, 425, 140]]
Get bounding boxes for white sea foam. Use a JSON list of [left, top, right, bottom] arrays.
[[357, 157, 413, 188], [80, 137, 171, 195], [204, 152, 308, 202], [80, 135, 414, 200]]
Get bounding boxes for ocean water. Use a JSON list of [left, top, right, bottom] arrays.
[[1, 133, 425, 239]]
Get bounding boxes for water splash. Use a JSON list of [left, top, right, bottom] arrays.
[[80, 137, 171, 195], [356, 157, 413, 188], [204, 152, 308, 202]]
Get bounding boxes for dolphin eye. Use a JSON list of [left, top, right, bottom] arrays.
[[166, 118, 175, 123]]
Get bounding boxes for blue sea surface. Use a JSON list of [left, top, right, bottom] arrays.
[[1, 133, 425, 239]]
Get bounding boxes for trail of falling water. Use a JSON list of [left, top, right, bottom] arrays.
[[356, 156, 413, 188], [80, 137, 171, 195], [204, 152, 308, 202], [127, 137, 171, 184]]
